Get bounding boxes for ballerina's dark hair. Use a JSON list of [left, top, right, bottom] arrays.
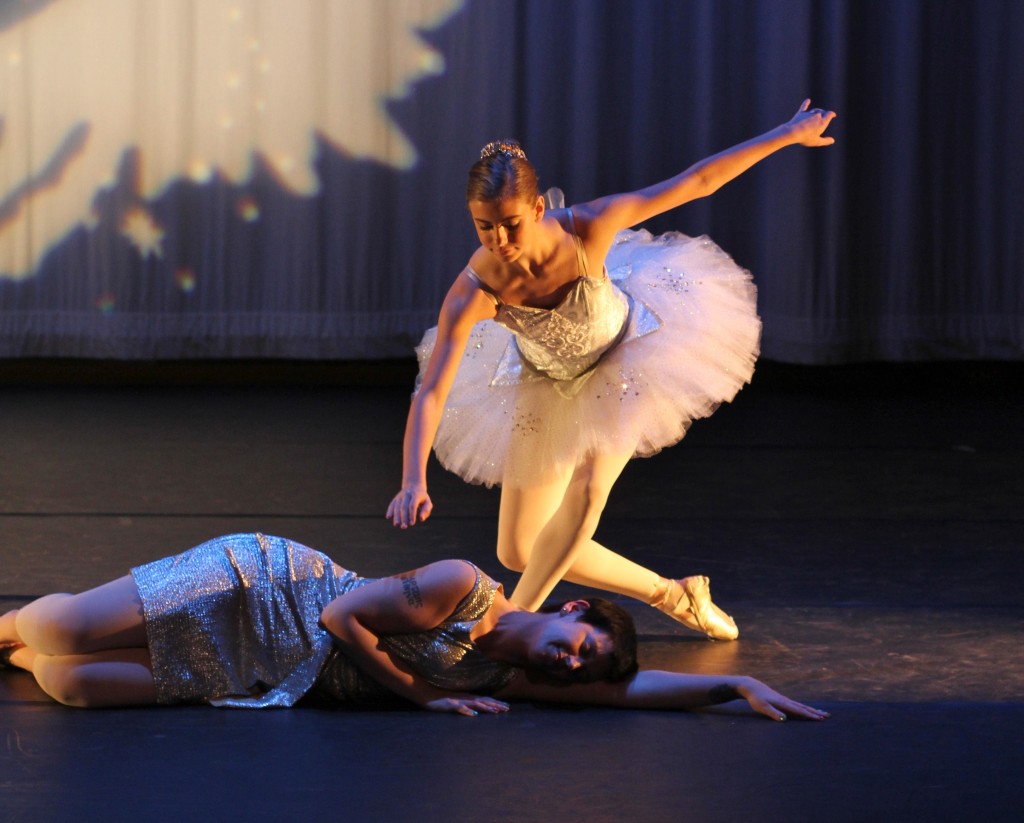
[[539, 597, 639, 683], [466, 138, 540, 204]]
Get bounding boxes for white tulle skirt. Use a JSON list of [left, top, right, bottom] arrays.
[[416, 228, 762, 488]]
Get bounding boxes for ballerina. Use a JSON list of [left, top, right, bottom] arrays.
[[387, 100, 837, 640], [0, 532, 828, 721]]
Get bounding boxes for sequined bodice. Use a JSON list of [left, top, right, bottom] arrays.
[[467, 208, 630, 382], [314, 562, 517, 704], [493, 276, 629, 381]]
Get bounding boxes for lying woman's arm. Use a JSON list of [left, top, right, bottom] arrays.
[[495, 670, 829, 722], [320, 559, 510, 716]]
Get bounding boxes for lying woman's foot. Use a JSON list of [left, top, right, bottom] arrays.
[[652, 576, 739, 641], [0, 641, 21, 669]]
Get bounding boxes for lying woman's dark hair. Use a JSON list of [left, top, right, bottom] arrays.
[[540, 598, 639, 683]]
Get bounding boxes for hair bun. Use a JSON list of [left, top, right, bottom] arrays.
[[480, 140, 527, 161]]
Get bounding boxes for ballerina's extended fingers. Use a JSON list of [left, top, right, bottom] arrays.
[[789, 99, 836, 146]]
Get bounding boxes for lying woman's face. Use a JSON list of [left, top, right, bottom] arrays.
[[528, 615, 615, 683]]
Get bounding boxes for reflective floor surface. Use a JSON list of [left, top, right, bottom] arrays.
[[2, 361, 1021, 822]]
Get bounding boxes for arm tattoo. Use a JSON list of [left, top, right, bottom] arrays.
[[399, 573, 424, 608], [708, 684, 742, 704]]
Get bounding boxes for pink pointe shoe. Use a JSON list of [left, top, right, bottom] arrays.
[[653, 576, 739, 641]]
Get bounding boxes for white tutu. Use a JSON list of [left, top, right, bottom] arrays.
[[416, 228, 762, 488]]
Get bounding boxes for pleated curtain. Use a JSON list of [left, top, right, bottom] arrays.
[[0, 0, 1020, 362]]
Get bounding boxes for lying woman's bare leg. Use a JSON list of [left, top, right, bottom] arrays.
[[30, 648, 157, 707], [0, 609, 21, 645], [14, 576, 147, 655], [2, 576, 158, 706]]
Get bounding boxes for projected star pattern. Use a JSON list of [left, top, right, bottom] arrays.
[[0, 0, 464, 297]]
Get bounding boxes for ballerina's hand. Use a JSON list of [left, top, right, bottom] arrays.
[[786, 99, 837, 147], [738, 678, 831, 722], [422, 694, 511, 717], [386, 486, 433, 529]]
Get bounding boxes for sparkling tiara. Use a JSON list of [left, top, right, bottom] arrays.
[[480, 141, 528, 161]]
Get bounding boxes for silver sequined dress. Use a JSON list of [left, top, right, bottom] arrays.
[[131, 533, 517, 708], [415, 211, 762, 488]]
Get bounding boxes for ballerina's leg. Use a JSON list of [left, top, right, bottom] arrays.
[[496, 451, 738, 637], [505, 450, 639, 610], [560, 538, 663, 601], [498, 466, 663, 603], [496, 465, 574, 574]]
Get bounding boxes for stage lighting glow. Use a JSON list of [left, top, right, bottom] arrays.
[[175, 268, 197, 293], [120, 208, 165, 260], [236, 196, 261, 223], [94, 292, 116, 314], [0, 0, 464, 279]]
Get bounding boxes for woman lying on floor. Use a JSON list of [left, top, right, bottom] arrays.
[[0, 533, 828, 721]]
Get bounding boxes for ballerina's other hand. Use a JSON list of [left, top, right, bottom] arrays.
[[386, 486, 433, 529], [787, 98, 837, 147]]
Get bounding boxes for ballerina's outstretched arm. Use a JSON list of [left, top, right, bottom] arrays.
[[577, 99, 837, 248], [495, 669, 830, 722]]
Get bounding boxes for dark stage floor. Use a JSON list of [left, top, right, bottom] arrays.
[[2, 361, 1022, 822]]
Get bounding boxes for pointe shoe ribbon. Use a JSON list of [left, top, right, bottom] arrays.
[[654, 575, 739, 641]]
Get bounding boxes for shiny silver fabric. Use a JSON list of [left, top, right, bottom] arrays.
[[132, 533, 363, 708], [313, 562, 517, 704], [131, 535, 515, 708]]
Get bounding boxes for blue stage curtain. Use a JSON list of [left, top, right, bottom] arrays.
[[0, 0, 1020, 362]]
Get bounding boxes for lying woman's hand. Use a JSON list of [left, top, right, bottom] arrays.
[[422, 694, 511, 717], [736, 678, 831, 722], [386, 485, 433, 529]]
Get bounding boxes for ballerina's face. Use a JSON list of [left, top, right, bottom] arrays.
[[469, 196, 544, 264], [526, 611, 615, 683]]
